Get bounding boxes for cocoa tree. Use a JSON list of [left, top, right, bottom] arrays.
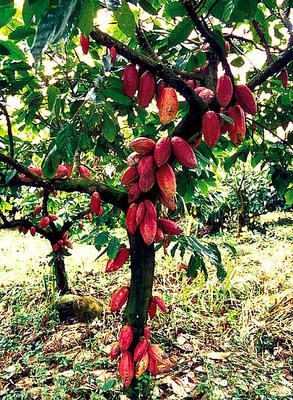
[[0, 0, 292, 397]]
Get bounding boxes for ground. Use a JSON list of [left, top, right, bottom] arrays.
[[0, 212, 292, 400]]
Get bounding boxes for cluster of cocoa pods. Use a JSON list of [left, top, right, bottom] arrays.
[[110, 325, 172, 387], [52, 231, 73, 252], [123, 135, 198, 245], [18, 225, 36, 237]]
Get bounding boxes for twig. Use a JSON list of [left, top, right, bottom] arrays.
[[252, 20, 272, 63], [0, 104, 14, 158]]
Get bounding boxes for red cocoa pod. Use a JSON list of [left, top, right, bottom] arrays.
[[134, 337, 148, 362], [157, 218, 183, 235], [40, 216, 50, 228], [194, 86, 206, 95], [154, 136, 171, 167], [199, 88, 214, 104], [126, 152, 143, 166], [48, 214, 58, 222], [156, 80, 167, 108], [216, 75, 233, 107], [90, 191, 101, 215], [128, 182, 141, 203], [193, 67, 202, 74], [202, 111, 221, 148], [119, 351, 134, 388], [64, 239, 73, 249], [119, 324, 134, 352], [138, 70, 156, 108], [33, 205, 42, 216], [63, 231, 69, 240], [136, 202, 146, 225], [156, 163, 176, 199], [135, 350, 149, 379], [139, 172, 155, 193], [52, 243, 60, 252], [109, 46, 117, 63], [98, 206, 103, 216], [30, 226, 36, 237], [149, 299, 157, 319], [158, 87, 178, 125], [148, 344, 169, 365], [18, 226, 24, 233], [280, 69, 288, 90], [110, 342, 121, 361], [144, 326, 151, 341], [58, 239, 64, 247], [225, 40, 231, 52], [110, 286, 129, 312], [226, 105, 246, 145], [138, 156, 154, 176], [140, 200, 157, 245], [186, 79, 195, 88], [126, 203, 138, 234], [106, 247, 130, 273], [121, 166, 139, 187], [78, 165, 92, 179], [159, 191, 176, 210], [80, 33, 89, 54], [171, 136, 197, 168], [55, 165, 71, 179], [23, 227, 28, 234], [128, 137, 156, 155], [148, 354, 158, 376], [153, 296, 169, 313], [122, 64, 138, 99], [19, 167, 42, 182], [234, 84, 257, 115], [154, 228, 164, 242], [87, 213, 93, 222]]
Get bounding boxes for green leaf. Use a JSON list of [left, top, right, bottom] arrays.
[[0, 6, 15, 28], [219, 113, 234, 124], [165, 2, 186, 18], [22, 0, 49, 25], [94, 231, 109, 250], [197, 179, 209, 195], [187, 255, 205, 278], [231, 56, 245, 67], [104, 87, 132, 105], [47, 85, 60, 111], [0, 40, 25, 60], [102, 115, 117, 142], [55, 124, 78, 164], [107, 236, 120, 260], [285, 188, 293, 206], [168, 17, 193, 47], [114, 0, 136, 38], [42, 145, 61, 179], [77, 0, 96, 36], [139, 0, 158, 15], [31, 0, 81, 65], [9, 26, 35, 41], [101, 379, 116, 393], [5, 169, 17, 185]]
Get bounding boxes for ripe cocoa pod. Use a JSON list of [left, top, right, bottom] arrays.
[[78, 165, 92, 179], [149, 299, 157, 319], [80, 33, 89, 54], [126, 203, 138, 234], [159, 192, 176, 210], [119, 351, 134, 388], [225, 40, 231, 52], [87, 213, 93, 222], [106, 247, 130, 273], [110, 342, 120, 361], [171, 136, 197, 168], [138, 70, 156, 108], [128, 137, 156, 155], [156, 80, 166, 108], [128, 182, 141, 203], [138, 156, 154, 176], [153, 296, 169, 313], [216, 75, 233, 107], [135, 351, 149, 379], [110, 286, 129, 312], [158, 87, 178, 125], [139, 172, 155, 193], [234, 84, 257, 115], [144, 326, 151, 341], [90, 191, 101, 215], [226, 105, 246, 145], [48, 214, 58, 222], [154, 136, 171, 167], [136, 202, 146, 226], [64, 239, 73, 249], [40, 216, 50, 228], [202, 111, 221, 147], [156, 163, 176, 199], [134, 337, 148, 362], [119, 324, 133, 352], [20, 167, 42, 183], [199, 88, 214, 103], [140, 200, 157, 245], [121, 166, 139, 187], [280, 69, 288, 90], [126, 152, 143, 166], [186, 79, 195, 88], [157, 218, 183, 235], [148, 354, 158, 376], [30, 226, 36, 237], [194, 86, 206, 95], [122, 64, 138, 99], [18, 226, 24, 233], [52, 242, 60, 252], [154, 228, 164, 242], [148, 344, 169, 365], [55, 165, 71, 179], [33, 205, 42, 216], [109, 46, 117, 64]]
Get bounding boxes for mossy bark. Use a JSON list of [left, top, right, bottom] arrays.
[[53, 257, 70, 295]]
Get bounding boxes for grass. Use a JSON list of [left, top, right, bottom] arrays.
[[0, 211, 292, 399]]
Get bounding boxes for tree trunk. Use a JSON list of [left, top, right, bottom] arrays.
[[53, 257, 70, 295], [124, 230, 155, 399]]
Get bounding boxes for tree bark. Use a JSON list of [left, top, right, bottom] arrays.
[[53, 257, 70, 295]]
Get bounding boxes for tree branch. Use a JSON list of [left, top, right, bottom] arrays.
[[0, 217, 52, 240], [135, 23, 160, 62], [0, 104, 14, 158], [61, 208, 90, 232], [252, 20, 272, 63]]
